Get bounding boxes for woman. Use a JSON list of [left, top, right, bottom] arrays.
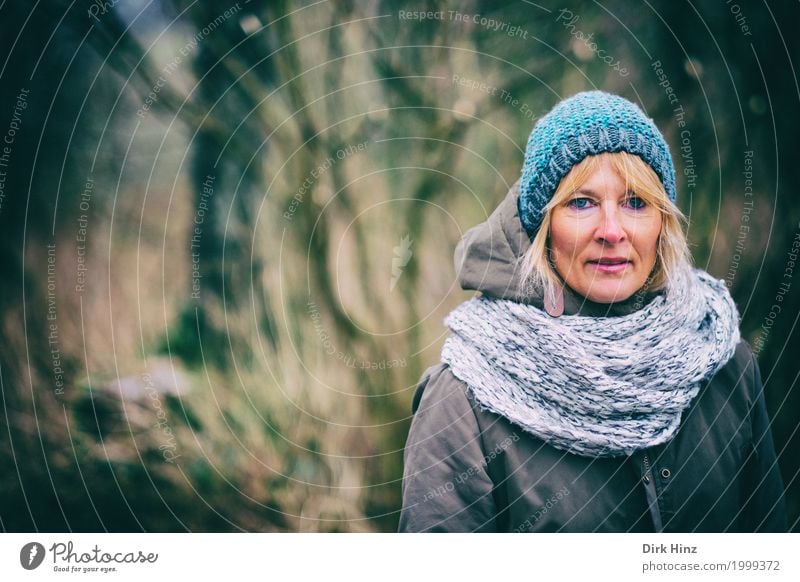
[[398, 91, 787, 532]]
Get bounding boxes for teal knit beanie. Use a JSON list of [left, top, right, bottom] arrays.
[[518, 90, 677, 237]]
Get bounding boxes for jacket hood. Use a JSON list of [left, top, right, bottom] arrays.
[[453, 179, 660, 317]]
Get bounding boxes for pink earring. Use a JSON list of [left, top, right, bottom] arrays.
[[544, 284, 564, 317]]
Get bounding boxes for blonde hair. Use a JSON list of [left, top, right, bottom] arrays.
[[519, 151, 691, 302]]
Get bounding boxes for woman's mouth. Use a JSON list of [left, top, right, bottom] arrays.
[[587, 258, 631, 274]]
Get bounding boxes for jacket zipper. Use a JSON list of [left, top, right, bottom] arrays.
[[641, 451, 664, 532]]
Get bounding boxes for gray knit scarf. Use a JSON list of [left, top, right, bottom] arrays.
[[441, 267, 741, 457]]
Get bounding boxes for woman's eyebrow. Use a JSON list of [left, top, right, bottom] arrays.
[[572, 188, 633, 198]]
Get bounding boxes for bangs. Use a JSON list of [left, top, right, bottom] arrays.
[[544, 152, 675, 215]]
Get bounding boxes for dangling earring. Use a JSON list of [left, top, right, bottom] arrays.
[[544, 245, 564, 317], [544, 282, 564, 317]]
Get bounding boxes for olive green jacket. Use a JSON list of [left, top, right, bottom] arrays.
[[398, 182, 787, 532]]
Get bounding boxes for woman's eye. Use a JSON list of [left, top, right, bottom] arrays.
[[625, 196, 646, 210], [567, 197, 593, 210]]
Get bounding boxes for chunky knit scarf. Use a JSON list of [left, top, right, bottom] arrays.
[[441, 267, 741, 457]]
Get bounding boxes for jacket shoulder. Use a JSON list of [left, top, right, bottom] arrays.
[[709, 340, 759, 409], [411, 362, 470, 414], [713, 339, 756, 376], [732, 339, 758, 385], [734, 338, 756, 365]]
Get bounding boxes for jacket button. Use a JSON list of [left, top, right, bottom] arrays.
[[661, 468, 671, 479]]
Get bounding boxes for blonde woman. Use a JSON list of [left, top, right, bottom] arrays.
[[398, 91, 786, 532]]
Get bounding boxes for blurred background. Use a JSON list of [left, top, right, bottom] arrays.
[[1, 0, 798, 532]]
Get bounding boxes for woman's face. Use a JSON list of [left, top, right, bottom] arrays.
[[548, 158, 662, 304]]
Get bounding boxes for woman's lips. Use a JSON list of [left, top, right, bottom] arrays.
[[587, 260, 631, 274]]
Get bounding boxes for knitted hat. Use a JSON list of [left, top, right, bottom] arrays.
[[518, 90, 677, 237]]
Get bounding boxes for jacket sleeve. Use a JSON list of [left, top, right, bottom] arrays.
[[740, 351, 788, 532], [398, 364, 498, 532]]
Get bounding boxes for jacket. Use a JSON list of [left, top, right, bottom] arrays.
[[398, 181, 787, 532]]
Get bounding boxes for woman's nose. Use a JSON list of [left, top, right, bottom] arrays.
[[595, 204, 626, 244]]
